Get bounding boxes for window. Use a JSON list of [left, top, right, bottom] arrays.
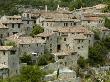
[[74, 22, 76, 25], [12, 24, 14, 28], [7, 33, 9, 37], [4, 62, 6, 65], [71, 23, 72, 26], [18, 24, 20, 28], [78, 47, 80, 49], [64, 38, 66, 41], [50, 49, 52, 53], [88, 21, 90, 23], [13, 32, 18, 35], [50, 44, 52, 47], [27, 14, 29, 18], [0, 34, 3, 38], [47, 23, 48, 26], [27, 21, 29, 24], [64, 23, 68, 26], [3, 51, 5, 55], [21, 44, 23, 47], [89, 40, 90, 44], [47, 37, 49, 40], [41, 37, 45, 40], [10, 50, 16, 55], [5, 24, 7, 26]]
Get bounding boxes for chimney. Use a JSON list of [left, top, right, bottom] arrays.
[[57, 4, 60, 10], [45, 5, 47, 12]]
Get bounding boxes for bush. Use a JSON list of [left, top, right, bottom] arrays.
[[30, 24, 44, 37]]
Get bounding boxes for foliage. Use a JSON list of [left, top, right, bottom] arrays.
[[5, 40, 17, 47], [0, 65, 46, 82], [77, 56, 88, 69], [88, 42, 108, 66], [102, 4, 110, 13], [37, 51, 55, 66], [30, 24, 44, 37], [104, 17, 110, 29], [93, 30, 100, 40], [0, 0, 110, 15], [20, 65, 46, 82], [20, 52, 32, 65], [102, 37, 110, 50]]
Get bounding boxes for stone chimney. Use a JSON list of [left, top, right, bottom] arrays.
[[45, 5, 47, 12], [57, 4, 60, 10]]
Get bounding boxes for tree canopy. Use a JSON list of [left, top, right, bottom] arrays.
[[30, 24, 44, 37]]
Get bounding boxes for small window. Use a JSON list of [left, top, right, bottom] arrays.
[[71, 23, 72, 26], [74, 22, 76, 25], [50, 44, 52, 47], [18, 24, 20, 28], [78, 47, 80, 49], [88, 21, 90, 23], [0, 34, 3, 38], [3, 51, 5, 55], [10, 50, 16, 55], [47, 37, 49, 40], [64, 38, 66, 41], [41, 37, 45, 40], [7, 33, 9, 37], [4, 62, 6, 65], [47, 23, 48, 26], [12, 24, 14, 28], [21, 44, 23, 47], [5, 24, 7, 26], [27, 21, 29, 24], [50, 49, 52, 53]]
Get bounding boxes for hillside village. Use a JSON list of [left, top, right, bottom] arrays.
[[0, 3, 110, 82]]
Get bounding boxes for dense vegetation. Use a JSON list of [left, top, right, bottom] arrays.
[[0, 0, 110, 15], [78, 37, 110, 68], [30, 24, 44, 37], [104, 17, 110, 29], [0, 65, 46, 82]]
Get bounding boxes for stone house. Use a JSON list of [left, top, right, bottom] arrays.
[[0, 23, 9, 45], [54, 27, 94, 53], [0, 15, 24, 37], [6, 34, 45, 63], [82, 16, 104, 29], [37, 32, 57, 53], [0, 46, 19, 78], [97, 27, 110, 40]]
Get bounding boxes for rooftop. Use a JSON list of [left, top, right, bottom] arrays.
[[0, 46, 13, 51], [6, 33, 46, 44], [54, 27, 94, 34], [37, 32, 55, 37]]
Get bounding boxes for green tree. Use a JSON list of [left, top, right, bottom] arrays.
[[37, 51, 55, 66], [30, 24, 44, 37], [88, 42, 108, 66], [20, 65, 45, 82], [5, 40, 17, 47], [77, 56, 88, 69], [104, 17, 110, 29], [20, 52, 32, 65]]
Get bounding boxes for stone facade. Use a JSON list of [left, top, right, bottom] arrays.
[[0, 46, 19, 78]]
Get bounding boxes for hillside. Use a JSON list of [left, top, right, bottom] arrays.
[[0, 0, 110, 15]]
